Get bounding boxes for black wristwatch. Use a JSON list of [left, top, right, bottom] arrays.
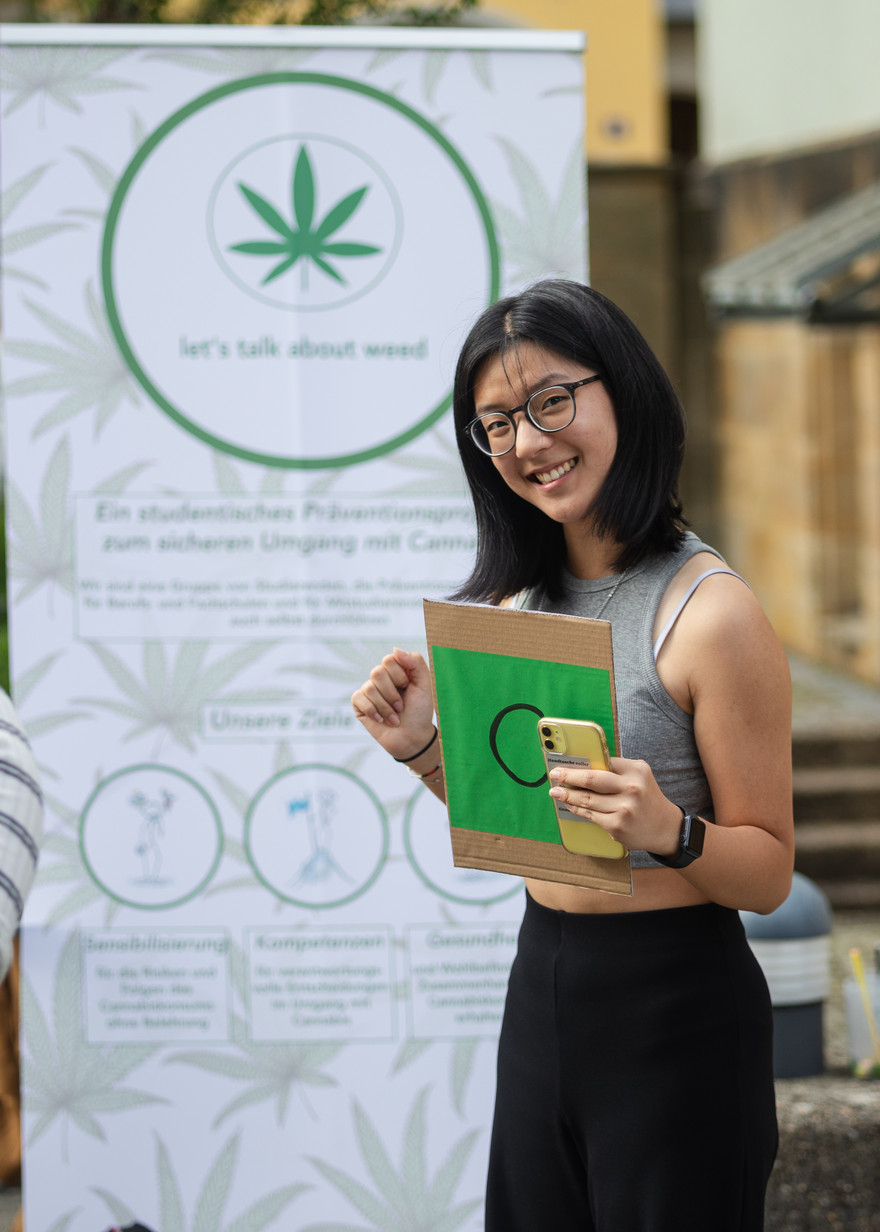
[[648, 810, 706, 868]]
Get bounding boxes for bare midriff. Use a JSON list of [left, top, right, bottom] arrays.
[[525, 870, 712, 914]]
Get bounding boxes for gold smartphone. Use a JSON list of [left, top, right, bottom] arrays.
[[537, 717, 628, 860]]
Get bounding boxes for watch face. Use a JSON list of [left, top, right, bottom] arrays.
[[683, 814, 705, 857]]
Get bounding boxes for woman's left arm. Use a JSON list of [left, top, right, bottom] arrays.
[[548, 576, 794, 914], [662, 577, 793, 913]]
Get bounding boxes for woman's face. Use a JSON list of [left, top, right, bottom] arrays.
[[472, 341, 618, 531]]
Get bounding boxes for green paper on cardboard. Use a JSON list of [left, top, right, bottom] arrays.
[[432, 645, 616, 843], [424, 598, 632, 895]]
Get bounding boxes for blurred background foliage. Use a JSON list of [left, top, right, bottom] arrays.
[[18, 0, 477, 27]]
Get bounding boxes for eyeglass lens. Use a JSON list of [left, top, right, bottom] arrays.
[[469, 386, 576, 456]]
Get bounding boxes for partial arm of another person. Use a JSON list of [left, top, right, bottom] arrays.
[[547, 575, 794, 914], [351, 648, 447, 804], [0, 691, 44, 980]]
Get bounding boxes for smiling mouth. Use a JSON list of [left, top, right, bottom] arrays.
[[532, 458, 577, 485]]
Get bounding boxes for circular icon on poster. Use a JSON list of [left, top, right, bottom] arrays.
[[102, 73, 499, 470], [208, 134, 403, 311], [245, 763, 388, 908], [80, 765, 223, 909], [404, 786, 521, 906]]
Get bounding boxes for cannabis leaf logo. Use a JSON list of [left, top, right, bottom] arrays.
[[230, 145, 381, 289], [21, 931, 165, 1160]]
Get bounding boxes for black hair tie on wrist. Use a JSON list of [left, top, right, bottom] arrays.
[[394, 726, 438, 763]]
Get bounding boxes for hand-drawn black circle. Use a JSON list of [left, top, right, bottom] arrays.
[[489, 703, 546, 788]]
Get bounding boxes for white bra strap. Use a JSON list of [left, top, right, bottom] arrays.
[[509, 587, 532, 611], [652, 568, 748, 663]]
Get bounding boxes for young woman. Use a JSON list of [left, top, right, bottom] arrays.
[[351, 279, 793, 1232]]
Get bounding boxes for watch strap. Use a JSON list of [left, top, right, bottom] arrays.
[[648, 810, 706, 868]]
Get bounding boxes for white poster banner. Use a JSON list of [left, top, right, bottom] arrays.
[[0, 24, 586, 1232]]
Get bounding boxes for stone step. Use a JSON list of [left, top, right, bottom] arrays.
[[792, 728, 880, 770], [801, 878, 880, 911], [794, 820, 880, 883], [815, 879, 880, 910], [792, 766, 880, 822]]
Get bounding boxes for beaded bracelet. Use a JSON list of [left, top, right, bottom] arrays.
[[405, 762, 443, 780], [393, 725, 438, 764]]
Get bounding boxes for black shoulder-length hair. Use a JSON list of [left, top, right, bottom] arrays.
[[451, 279, 687, 604]]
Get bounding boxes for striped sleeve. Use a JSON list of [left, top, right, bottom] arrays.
[[0, 690, 43, 981]]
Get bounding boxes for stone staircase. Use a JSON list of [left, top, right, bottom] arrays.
[[793, 728, 880, 909]]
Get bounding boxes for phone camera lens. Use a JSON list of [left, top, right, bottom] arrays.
[[540, 726, 551, 737], [543, 739, 553, 750]]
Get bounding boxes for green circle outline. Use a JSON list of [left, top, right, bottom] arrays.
[[403, 785, 521, 907], [79, 763, 224, 911], [101, 72, 502, 470], [206, 131, 405, 312], [244, 762, 389, 909]]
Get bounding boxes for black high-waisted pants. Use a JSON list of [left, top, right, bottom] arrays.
[[486, 891, 778, 1232]]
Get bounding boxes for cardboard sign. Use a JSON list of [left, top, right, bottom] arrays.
[[424, 600, 633, 896]]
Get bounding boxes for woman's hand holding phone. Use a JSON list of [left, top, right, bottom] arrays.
[[547, 748, 682, 859], [351, 648, 437, 763]]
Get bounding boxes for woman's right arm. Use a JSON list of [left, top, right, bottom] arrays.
[[350, 647, 447, 803]]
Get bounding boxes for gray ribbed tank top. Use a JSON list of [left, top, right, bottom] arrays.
[[525, 532, 726, 869]]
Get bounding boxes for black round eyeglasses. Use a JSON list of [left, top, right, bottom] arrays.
[[465, 375, 602, 457]]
